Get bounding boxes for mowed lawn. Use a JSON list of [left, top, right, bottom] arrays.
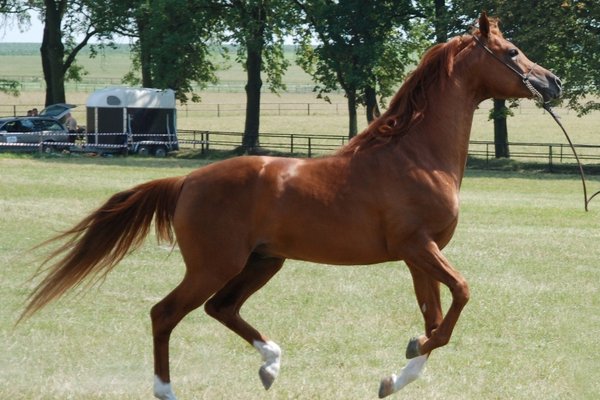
[[1, 155, 599, 399]]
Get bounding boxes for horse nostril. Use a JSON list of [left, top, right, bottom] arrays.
[[548, 75, 563, 99], [554, 76, 563, 89]]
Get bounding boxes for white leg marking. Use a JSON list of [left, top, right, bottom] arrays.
[[253, 339, 282, 390], [379, 355, 428, 398], [392, 354, 428, 391], [154, 375, 178, 400]]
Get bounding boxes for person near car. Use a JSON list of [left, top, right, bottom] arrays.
[[65, 113, 77, 132]]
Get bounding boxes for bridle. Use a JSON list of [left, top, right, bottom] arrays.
[[471, 34, 544, 104], [472, 33, 600, 211]]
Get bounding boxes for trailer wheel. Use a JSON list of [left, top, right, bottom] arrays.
[[154, 146, 167, 157], [137, 145, 151, 157]]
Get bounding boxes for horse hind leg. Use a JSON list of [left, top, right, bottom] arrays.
[[151, 269, 237, 400], [204, 253, 285, 390]]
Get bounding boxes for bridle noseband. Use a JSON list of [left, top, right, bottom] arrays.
[[472, 34, 544, 104]]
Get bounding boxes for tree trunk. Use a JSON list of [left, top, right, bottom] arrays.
[[241, 4, 266, 153], [41, 0, 67, 106], [493, 99, 510, 158], [242, 44, 263, 151], [434, 0, 447, 44], [137, 13, 153, 88], [347, 89, 358, 138], [365, 85, 381, 124]]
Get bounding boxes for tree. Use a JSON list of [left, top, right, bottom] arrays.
[[447, 1, 600, 157], [212, 0, 296, 152], [119, 0, 221, 103], [28, 1, 125, 106], [0, 1, 32, 97], [294, 0, 421, 138]]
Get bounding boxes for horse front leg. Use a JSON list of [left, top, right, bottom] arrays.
[[379, 240, 469, 398], [405, 241, 470, 357], [378, 264, 443, 397]]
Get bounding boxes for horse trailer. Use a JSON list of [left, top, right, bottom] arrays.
[[86, 87, 178, 156]]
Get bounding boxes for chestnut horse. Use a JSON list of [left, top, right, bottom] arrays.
[[21, 13, 561, 399]]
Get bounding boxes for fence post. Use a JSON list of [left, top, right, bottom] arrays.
[[217, 104, 220, 117], [307, 103, 311, 116], [308, 137, 312, 158], [549, 145, 553, 172], [290, 134, 294, 154]]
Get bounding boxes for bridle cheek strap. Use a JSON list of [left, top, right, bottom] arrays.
[[472, 35, 544, 103]]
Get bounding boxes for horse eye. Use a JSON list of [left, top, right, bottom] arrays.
[[508, 48, 519, 59]]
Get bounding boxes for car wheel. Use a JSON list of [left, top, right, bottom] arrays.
[[42, 142, 55, 154]]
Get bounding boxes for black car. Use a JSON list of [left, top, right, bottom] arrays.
[[0, 116, 70, 153]]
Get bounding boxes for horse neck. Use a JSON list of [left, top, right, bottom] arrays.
[[396, 75, 480, 187]]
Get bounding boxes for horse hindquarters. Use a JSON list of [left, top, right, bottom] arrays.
[[151, 180, 287, 398]]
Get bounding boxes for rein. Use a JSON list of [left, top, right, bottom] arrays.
[[473, 34, 599, 211]]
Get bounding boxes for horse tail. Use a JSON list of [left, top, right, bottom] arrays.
[[19, 176, 186, 322]]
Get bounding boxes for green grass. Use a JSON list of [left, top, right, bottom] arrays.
[[1, 155, 599, 399]]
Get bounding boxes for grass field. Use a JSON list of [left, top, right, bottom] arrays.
[[1, 155, 599, 399]]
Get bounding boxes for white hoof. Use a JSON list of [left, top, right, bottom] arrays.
[[378, 354, 428, 398], [253, 340, 281, 390], [154, 375, 178, 400]]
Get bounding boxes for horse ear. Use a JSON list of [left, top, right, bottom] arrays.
[[479, 11, 490, 38]]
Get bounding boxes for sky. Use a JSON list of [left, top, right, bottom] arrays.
[[0, 11, 44, 43], [0, 11, 128, 43]]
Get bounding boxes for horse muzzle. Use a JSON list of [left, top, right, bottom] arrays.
[[530, 71, 563, 102]]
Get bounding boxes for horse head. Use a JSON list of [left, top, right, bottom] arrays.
[[471, 12, 562, 103]]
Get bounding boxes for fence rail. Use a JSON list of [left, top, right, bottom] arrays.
[[2, 129, 599, 170]]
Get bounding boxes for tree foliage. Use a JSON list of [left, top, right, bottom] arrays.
[[294, 0, 424, 137], [213, 0, 297, 151], [119, 0, 221, 103], [7, 0, 125, 106]]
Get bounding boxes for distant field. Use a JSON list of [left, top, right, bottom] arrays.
[[0, 42, 599, 146], [1, 156, 599, 399], [0, 43, 314, 88]]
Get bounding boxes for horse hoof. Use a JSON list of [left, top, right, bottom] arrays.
[[254, 340, 281, 390], [259, 366, 276, 390], [405, 336, 422, 359], [378, 375, 396, 398]]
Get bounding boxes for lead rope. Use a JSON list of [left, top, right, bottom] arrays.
[[541, 102, 600, 211], [523, 76, 599, 211]]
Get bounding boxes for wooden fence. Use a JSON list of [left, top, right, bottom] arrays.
[[2, 129, 599, 171], [177, 130, 600, 170]]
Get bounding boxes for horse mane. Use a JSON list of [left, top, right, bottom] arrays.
[[337, 22, 500, 156]]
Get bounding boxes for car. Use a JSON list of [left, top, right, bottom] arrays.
[[0, 116, 71, 153]]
